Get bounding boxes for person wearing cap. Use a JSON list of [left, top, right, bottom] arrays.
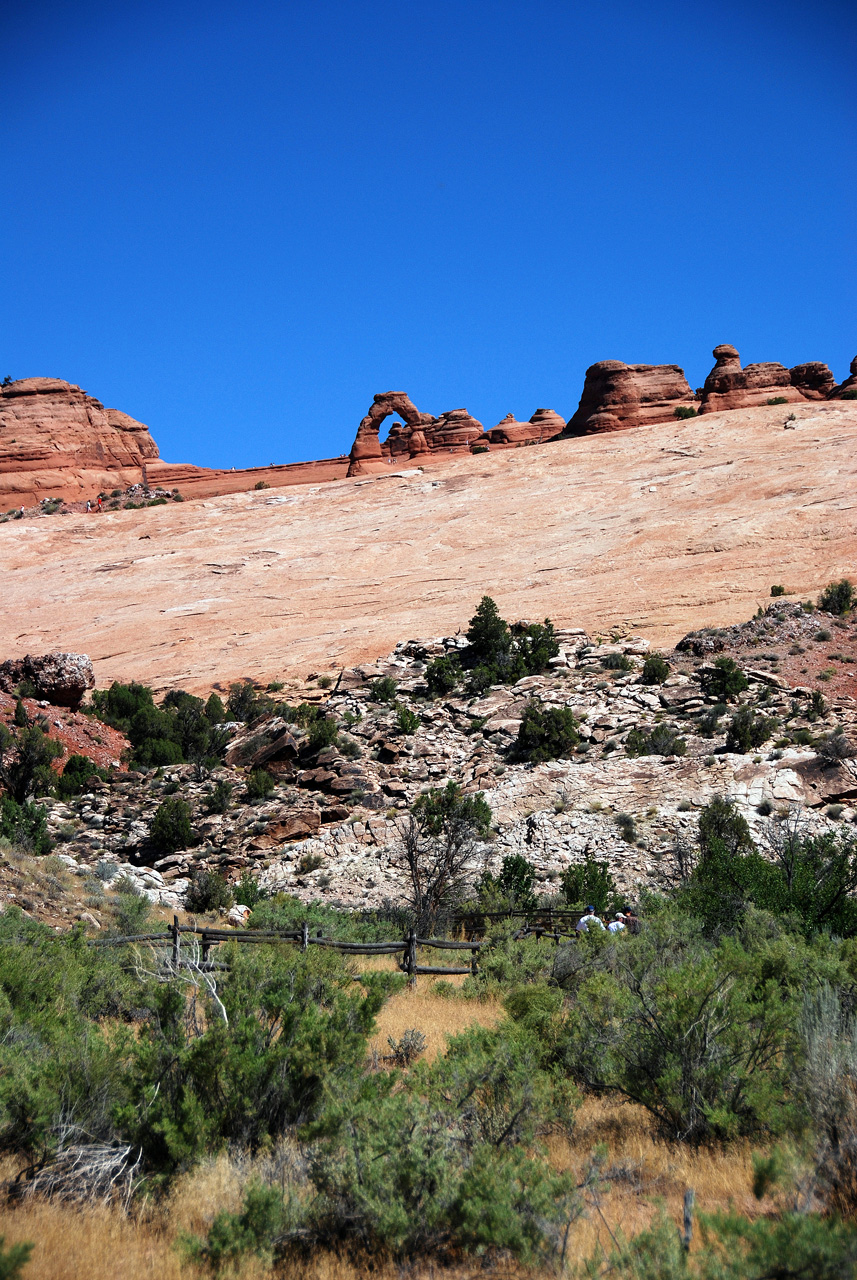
[[608, 912, 626, 933], [576, 905, 605, 933]]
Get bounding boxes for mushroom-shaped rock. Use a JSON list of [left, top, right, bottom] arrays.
[[565, 361, 695, 436], [0, 651, 95, 708], [699, 345, 804, 413], [424, 408, 485, 452]]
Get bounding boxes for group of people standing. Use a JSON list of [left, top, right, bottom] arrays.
[[575, 905, 639, 935]]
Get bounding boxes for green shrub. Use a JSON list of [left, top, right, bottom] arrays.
[[0, 796, 52, 855], [581, 1204, 857, 1279], [0, 723, 63, 802], [55, 753, 105, 799], [184, 869, 233, 914], [12, 700, 27, 729], [234, 873, 267, 909], [246, 768, 275, 801], [819, 578, 853, 617], [625, 723, 687, 757], [726, 708, 778, 754], [478, 853, 538, 911], [307, 716, 339, 753], [766, 396, 790, 405], [641, 653, 670, 685], [561, 909, 800, 1142], [674, 405, 697, 419], [770, 584, 786, 597], [841, 388, 857, 400], [111, 881, 152, 935], [226, 680, 268, 723], [0, 1237, 33, 1279], [205, 779, 232, 813], [395, 705, 419, 735], [561, 855, 618, 915], [516, 700, 579, 762], [122, 945, 382, 1170], [182, 1180, 287, 1274], [425, 655, 461, 696], [149, 796, 193, 854], [602, 652, 633, 671], [461, 597, 559, 688], [701, 656, 749, 702], [369, 675, 398, 703]]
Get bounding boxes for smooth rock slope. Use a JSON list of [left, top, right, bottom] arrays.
[[1, 400, 855, 693]]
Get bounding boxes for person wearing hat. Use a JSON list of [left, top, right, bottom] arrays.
[[608, 912, 626, 933], [576, 905, 605, 933]]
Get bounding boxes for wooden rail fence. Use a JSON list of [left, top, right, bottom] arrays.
[[87, 907, 592, 980]]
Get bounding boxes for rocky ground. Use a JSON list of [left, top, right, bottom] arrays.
[[5, 600, 854, 931]]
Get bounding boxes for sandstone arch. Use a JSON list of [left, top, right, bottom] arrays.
[[346, 392, 485, 476]]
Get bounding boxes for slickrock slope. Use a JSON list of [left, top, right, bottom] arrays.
[[1, 400, 855, 693]]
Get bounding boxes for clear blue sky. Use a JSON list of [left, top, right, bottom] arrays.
[[1, 0, 855, 468]]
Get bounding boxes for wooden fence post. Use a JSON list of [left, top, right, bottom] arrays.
[[682, 1188, 695, 1252], [470, 945, 479, 977], [201, 929, 210, 965], [301, 921, 309, 952], [407, 929, 417, 986], [172, 914, 180, 967]]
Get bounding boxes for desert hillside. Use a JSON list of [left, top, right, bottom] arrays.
[[2, 399, 856, 692]]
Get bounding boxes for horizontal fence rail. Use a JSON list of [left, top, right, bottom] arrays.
[[81, 906, 613, 981]]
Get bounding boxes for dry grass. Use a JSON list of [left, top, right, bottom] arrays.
[[370, 980, 503, 1061], [0, 997, 762, 1279], [547, 1096, 759, 1258]]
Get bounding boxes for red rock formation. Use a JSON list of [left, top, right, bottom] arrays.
[[347, 392, 435, 476], [830, 356, 857, 400], [565, 362, 695, 436], [698, 345, 805, 413], [347, 394, 484, 476], [486, 408, 566, 447], [0, 378, 160, 504], [789, 362, 836, 400]]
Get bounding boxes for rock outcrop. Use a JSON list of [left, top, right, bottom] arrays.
[[830, 356, 857, 400], [789, 362, 837, 400], [698, 346, 806, 413], [0, 651, 95, 708], [347, 393, 484, 476], [486, 409, 566, 447], [564, 362, 695, 436], [0, 379, 160, 505]]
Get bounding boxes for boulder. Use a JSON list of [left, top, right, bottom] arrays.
[[248, 811, 321, 846], [565, 362, 695, 435], [0, 651, 94, 707], [698, 345, 805, 413], [789, 362, 836, 400]]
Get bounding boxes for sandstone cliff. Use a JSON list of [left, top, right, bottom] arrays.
[[0, 378, 159, 504]]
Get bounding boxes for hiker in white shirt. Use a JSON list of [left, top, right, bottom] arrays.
[[576, 906, 606, 933]]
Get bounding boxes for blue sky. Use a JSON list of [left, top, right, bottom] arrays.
[[1, 0, 855, 468]]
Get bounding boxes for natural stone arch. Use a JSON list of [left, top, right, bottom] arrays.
[[347, 391, 435, 476]]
